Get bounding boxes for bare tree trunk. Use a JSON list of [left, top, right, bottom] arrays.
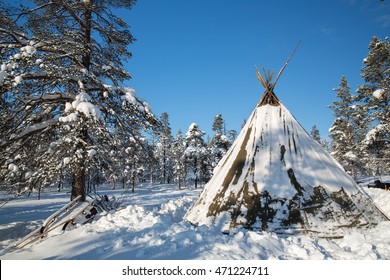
[[71, 162, 86, 201], [71, 126, 88, 201], [131, 176, 135, 193], [38, 184, 42, 200], [194, 157, 198, 189], [69, 1, 92, 202], [58, 170, 63, 192], [82, 1, 92, 71]]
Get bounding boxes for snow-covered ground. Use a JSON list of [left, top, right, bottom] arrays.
[[1, 181, 390, 260]]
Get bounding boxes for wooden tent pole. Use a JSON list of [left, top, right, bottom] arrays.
[[272, 40, 302, 90]]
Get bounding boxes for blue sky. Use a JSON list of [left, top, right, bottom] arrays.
[[123, 0, 389, 139]]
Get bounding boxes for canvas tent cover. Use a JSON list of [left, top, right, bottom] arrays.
[[185, 88, 388, 237]]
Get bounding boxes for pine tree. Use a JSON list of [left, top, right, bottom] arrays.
[[155, 112, 174, 184], [227, 129, 238, 142], [329, 75, 359, 178], [111, 120, 148, 192], [356, 36, 390, 175], [183, 123, 208, 188], [310, 125, 329, 151], [172, 129, 186, 189], [0, 1, 158, 200], [310, 125, 321, 143], [241, 119, 247, 129], [209, 114, 230, 169], [212, 114, 224, 134]]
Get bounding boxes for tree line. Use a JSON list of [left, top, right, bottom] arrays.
[[151, 113, 237, 189], [0, 1, 238, 201], [318, 36, 389, 180], [1, 1, 388, 202]]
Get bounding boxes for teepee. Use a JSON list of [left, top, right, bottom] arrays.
[[185, 50, 388, 237]]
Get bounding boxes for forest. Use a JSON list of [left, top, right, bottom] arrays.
[[1, 0, 389, 203]]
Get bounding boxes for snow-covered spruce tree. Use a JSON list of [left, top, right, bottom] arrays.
[[329, 118, 359, 177], [111, 117, 150, 192], [155, 112, 174, 184], [212, 114, 224, 134], [227, 129, 238, 142], [209, 114, 230, 170], [309, 125, 329, 150], [310, 125, 321, 143], [183, 123, 209, 188], [0, 0, 158, 201], [126, 132, 149, 193], [356, 36, 390, 175], [144, 126, 160, 184], [328, 75, 360, 178], [172, 129, 186, 189]]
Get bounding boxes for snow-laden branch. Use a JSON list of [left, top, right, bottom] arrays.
[[0, 119, 56, 150]]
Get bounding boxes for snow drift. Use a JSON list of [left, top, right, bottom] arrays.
[[2, 183, 390, 260]]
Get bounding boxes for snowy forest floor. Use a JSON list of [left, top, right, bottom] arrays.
[[1, 179, 390, 260]]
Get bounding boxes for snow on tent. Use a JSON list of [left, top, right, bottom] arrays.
[[185, 48, 388, 237]]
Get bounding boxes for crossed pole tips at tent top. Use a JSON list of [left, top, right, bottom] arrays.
[[256, 41, 301, 107]]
